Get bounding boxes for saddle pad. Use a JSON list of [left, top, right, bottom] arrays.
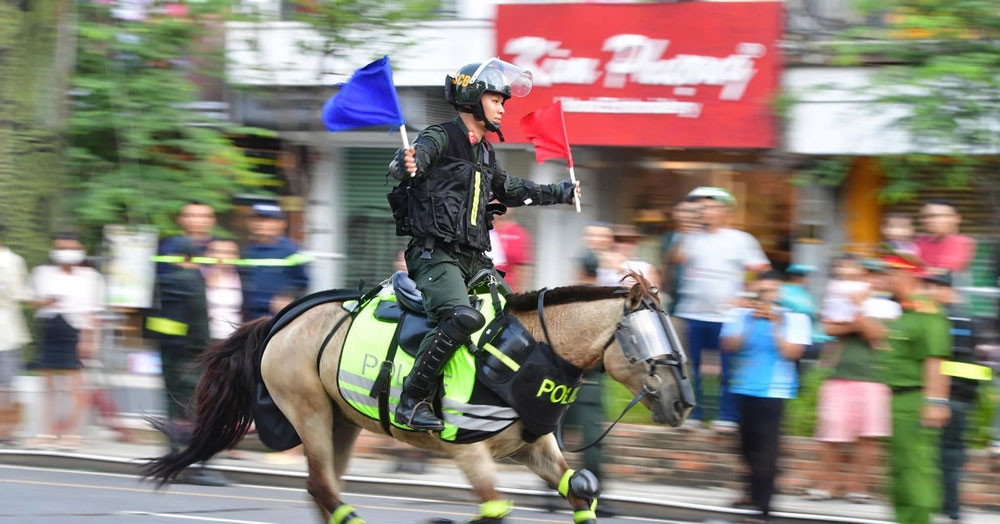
[[253, 287, 361, 451], [337, 293, 516, 441]]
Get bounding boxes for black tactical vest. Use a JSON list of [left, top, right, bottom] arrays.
[[396, 122, 498, 252]]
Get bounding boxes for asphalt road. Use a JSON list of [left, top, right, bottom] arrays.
[[0, 465, 694, 524]]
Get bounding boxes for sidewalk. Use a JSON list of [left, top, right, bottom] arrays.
[[2, 425, 997, 524]]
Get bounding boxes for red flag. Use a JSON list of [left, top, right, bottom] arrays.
[[520, 101, 573, 168]]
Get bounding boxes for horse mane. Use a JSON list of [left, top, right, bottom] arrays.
[[506, 285, 621, 312], [505, 270, 659, 312]]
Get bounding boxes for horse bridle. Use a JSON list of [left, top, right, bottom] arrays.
[[538, 288, 695, 453]]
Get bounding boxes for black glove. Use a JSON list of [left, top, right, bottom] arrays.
[[486, 202, 507, 229], [556, 178, 578, 205]]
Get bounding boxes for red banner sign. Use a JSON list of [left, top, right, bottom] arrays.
[[496, 2, 782, 148]]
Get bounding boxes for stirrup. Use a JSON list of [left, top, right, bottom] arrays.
[[404, 399, 444, 431]]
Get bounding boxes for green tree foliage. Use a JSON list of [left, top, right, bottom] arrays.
[[68, 2, 270, 241], [282, 0, 440, 61], [840, 0, 999, 201]]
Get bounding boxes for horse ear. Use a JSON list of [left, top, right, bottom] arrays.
[[623, 270, 661, 311], [625, 279, 645, 310]]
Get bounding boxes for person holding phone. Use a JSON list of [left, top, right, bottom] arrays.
[[721, 271, 811, 520]]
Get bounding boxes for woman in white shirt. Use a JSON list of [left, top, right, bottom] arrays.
[[29, 233, 103, 450], [202, 239, 243, 342]]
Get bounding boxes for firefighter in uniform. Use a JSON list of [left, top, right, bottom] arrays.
[[388, 59, 580, 431], [881, 255, 952, 524], [148, 237, 210, 447]]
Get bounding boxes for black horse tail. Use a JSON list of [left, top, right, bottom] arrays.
[[145, 317, 271, 485]]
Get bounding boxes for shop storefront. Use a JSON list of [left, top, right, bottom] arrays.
[[224, 2, 796, 290], [494, 2, 796, 273]]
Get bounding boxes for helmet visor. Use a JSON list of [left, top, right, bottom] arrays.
[[472, 58, 533, 98]]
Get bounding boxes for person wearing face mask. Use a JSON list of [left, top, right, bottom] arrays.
[[28, 232, 104, 450]]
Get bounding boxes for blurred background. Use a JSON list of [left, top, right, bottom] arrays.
[[1, 0, 999, 510]]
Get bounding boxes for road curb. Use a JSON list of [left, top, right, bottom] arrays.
[[0, 449, 892, 524]]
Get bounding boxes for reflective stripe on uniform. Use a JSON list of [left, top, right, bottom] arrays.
[[442, 398, 518, 420], [152, 255, 185, 264], [441, 410, 516, 432], [152, 254, 310, 266], [237, 253, 313, 267], [941, 361, 992, 381], [145, 317, 189, 336], [190, 256, 240, 265], [470, 170, 482, 227], [339, 384, 381, 409], [481, 342, 520, 371], [339, 370, 402, 399]]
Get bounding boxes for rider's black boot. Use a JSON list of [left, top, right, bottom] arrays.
[[395, 306, 485, 431]]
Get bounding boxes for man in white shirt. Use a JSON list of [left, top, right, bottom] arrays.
[[0, 220, 32, 443], [672, 187, 770, 431]]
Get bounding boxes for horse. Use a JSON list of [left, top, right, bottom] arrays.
[[147, 272, 693, 524]]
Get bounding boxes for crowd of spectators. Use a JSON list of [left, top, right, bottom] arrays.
[[0, 200, 310, 484]]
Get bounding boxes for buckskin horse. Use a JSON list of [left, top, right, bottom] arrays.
[[147, 271, 693, 523]]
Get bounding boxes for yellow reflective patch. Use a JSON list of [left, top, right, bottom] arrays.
[[145, 317, 188, 336], [479, 499, 513, 519], [470, 171, 482, 227], [329, 504, 356, 524], [941, 361, 992, 381], [482, 343, 520, 371], [151, 255, 184, 263], [558, 469, 575, 498]]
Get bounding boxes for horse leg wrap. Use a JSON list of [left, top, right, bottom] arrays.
[[558, 468, 601, 500], [558, 469, 601, 519], [468, 499, 512, 523], [328, 503, 365, 524]]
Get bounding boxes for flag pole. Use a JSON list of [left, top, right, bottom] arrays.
[[558, 101, 581, 213], [399, 124, 410, 150], [567, 166, 581, 213], [399, 123, 418, 178]]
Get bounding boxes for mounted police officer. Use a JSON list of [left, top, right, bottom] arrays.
[[388, 58, 580, 431]]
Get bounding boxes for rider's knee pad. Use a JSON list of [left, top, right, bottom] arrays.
[[440, 306, 485, 340], [558, 468, 601, 500]]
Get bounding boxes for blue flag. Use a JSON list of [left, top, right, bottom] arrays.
[[322, 55, 406, 132]]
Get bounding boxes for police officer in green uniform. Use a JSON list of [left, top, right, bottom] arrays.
[[388, 59, 580, 431], [881, 255, 953, 524]]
